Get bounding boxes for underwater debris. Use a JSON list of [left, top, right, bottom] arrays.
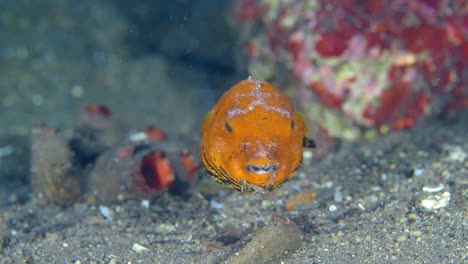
[[30, 123, 80, 205], [128, 125, 167, 143], [88, 140, 197, 202], [28, 103, 199, 203], [70, 103, 118, 166], [87, 144, 134, 202], [98, 205, 115, 221], [225, 221, 303, 264], [285, 189, 317, 211], [132, 243, 149, 253], [419, 191, 451, 212], [443, 144, 467, 162]]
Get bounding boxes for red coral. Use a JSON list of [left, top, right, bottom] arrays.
[[363, 81, 428, 128], [234, 0, 468, 136], [288, 32, 304, 61], [363, 82, 412, 126], [139, 151, 175, 191], [315, 31, 350, 57], [308, 81, 343, 110]]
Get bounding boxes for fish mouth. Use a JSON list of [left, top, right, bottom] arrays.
[[245, 163, 279, 174]]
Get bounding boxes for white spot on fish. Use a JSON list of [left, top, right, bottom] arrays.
[[226, 80, 291, 119]]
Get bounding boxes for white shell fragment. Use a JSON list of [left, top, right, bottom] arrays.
[[132, 243, 149, 253], [422, 184, 445, 193], [303, 150, 313, 160], [99, 205, 114, 220], [443, 145, 467, 162], [210, 199, 224, 210], [141, 199, 150, 209], [128, 131, 148, 143], [420, 191, 451, 212]]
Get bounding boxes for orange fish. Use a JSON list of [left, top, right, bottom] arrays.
[[199, 76, 316, 192]]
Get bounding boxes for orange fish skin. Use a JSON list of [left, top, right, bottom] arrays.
[[200, 76, 311, 192]]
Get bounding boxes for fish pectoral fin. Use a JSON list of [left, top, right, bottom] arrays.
[[303, 136, 316, 148]]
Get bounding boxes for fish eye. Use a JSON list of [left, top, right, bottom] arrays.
[[225, 122, 233, 133], [290, 119, 295, 129]]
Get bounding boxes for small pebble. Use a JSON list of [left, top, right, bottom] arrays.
[[358, 203, 366, 211], [99, 205, 114, 220], [210, 199, 224, 210], [132, 243, 149, 253], [291, 185, 301, 191], [444, 145, 467, 162], [324, 181, 334, 188], [156, 223, 176, 232], [128, 131, 148, 142], [141, 200, 150, 209], [71, 85, 84, 98], [117, 193, 126, 201], [358, 194, 380, 212], [334, 188, 343, 202], [45, 232, 58, 241], [303, 150, 313, 160], [381, 173, 388, 181], [330, 235, 340, 243], [261, 200, 272, 208], [407, 213, 419, 220], [396, 235, 407, 243], [410, 230, 422, 237], [414, 168, 424, 176]]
